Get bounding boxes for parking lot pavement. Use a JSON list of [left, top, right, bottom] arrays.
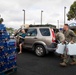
[[13, 50, 76, 75]]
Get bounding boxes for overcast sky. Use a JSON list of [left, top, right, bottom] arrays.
[[0, 0, 76, 29]]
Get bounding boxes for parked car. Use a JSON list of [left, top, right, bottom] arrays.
[[10, 34, 15, 39], [15, 27, 57, 56]]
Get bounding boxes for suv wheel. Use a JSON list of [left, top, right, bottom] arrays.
[[35, 45, 46, 56]]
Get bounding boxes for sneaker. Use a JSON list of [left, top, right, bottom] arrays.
[[18, 52, 22, 54], [60, 62, 67, 67], [70, 62, 76, 65]]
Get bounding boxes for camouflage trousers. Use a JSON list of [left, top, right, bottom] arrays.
[[63, 45, 76, 63]]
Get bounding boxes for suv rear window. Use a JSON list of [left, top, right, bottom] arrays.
[[40, 28, 50, 36]]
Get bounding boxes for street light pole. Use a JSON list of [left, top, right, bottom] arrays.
[[57, 20, 59, 29], [41, 10, 43, 25], [64, 7, 66, 24], [23, 9, 25, 26]]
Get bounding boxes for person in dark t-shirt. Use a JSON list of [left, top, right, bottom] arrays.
[[18, 29, 26, 54]]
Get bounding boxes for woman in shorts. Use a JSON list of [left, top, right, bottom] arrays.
[[18, 29, 26, 54]]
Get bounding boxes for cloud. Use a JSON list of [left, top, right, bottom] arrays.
[[0, 0, 76, 29]]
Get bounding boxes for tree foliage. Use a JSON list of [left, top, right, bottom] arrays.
[[6, 27, 14, 31], [67, 1, 76, 20], [6, 27, 14, 35]]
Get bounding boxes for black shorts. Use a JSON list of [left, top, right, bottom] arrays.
[[19, 38, 24, 44]]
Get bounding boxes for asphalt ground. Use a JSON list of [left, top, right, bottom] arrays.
[[13, 50, 76, 75]]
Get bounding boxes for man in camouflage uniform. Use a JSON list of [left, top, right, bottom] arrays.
[[60, 24, 76, 67], [56, 28, 65, 58], [56, 28, 65, 43]]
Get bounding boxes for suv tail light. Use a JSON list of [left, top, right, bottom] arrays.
[[50, 29, 56, 42]]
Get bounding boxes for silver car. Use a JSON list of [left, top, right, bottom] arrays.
[[18, 27, 57, 56]]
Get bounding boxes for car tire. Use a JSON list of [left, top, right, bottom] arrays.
[[35, 45, 46, 57]]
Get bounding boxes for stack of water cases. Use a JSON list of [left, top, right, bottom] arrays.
[[0, 24, 17, 73]]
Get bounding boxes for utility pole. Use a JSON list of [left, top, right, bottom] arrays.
[[41, 10, 43, 25], [57, 20, 59, 29], [64, 7, 66, 24], [23, 9, 25, 27]]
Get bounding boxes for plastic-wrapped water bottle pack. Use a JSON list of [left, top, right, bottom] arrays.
[[0, 24, 17, 73]]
